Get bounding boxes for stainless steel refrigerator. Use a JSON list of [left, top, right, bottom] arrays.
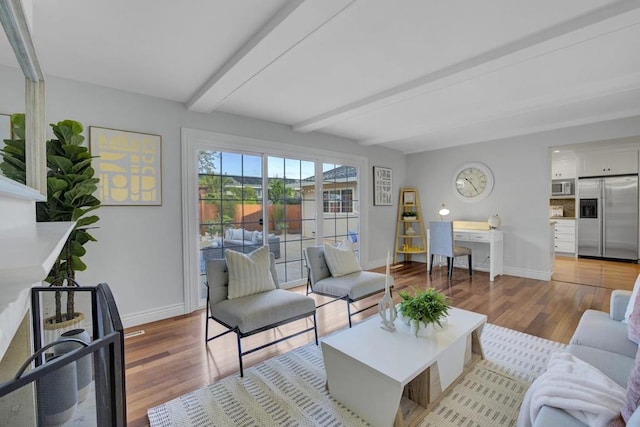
[[578, 175, 638, 260]]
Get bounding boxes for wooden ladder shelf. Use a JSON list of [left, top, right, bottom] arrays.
[[394, 187, 427, 264]]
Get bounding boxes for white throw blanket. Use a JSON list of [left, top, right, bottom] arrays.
[[518, 352, 626, 427]]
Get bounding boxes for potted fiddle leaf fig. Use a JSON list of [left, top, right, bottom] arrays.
[[38, 119, 101, 329], [398, 288, 450, 337]]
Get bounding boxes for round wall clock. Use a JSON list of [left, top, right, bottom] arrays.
[[454, 162, 494, 201]]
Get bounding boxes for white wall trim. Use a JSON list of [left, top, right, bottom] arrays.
[[503, 266, 552, 281], [121, 303, 185, 329]]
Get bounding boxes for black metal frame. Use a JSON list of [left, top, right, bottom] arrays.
[[0, 283, 126, 426], [204, 287, 319, 377], [305, 267, 391, 328]]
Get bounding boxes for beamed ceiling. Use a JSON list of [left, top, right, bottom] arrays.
[[1, 0, 639, 153]]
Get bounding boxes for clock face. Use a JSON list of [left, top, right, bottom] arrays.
[[454, 162, 494, 201]]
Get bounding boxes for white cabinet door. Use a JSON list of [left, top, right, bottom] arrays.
[[607, 150, 638, 175], [553, 219, 575, 254], [551, 154, 576, 179], [579, 150, 638, 177]]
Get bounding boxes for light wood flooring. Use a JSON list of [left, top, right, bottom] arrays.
[[124, 256, 640, 426]]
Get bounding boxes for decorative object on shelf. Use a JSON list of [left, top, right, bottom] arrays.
[[454, 161, 494, 201], [54, 328, 92, 402], [402, 190, 416, 205], [438, 203, 450, 220], [90, 126, 162, 205], [373, 166, 392, 206], [377, 252, 397, 331], [406, 226, 416, 235], [398, 288, 450, 337], [488, 214, 502, 229], [402, 211, 417, 221], [549, 206, 564, 217]]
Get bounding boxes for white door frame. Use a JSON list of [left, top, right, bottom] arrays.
[[181, 127, 368, 314]]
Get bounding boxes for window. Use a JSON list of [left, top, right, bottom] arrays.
[[323, 189, 353, 213]]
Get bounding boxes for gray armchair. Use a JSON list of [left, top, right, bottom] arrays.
[[205, 253, 318, 376], [429, 221, 472, 281], [303, 246, 390, 328]]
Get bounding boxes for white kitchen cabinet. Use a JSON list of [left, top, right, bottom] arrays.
[[578, 150, 638, 177], [553, 219, 576, 255], [551, 153, 576, 179]]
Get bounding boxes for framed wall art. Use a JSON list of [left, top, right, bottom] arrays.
[[373, 166, 392, 206], [90, 126, 162, 205], [403, 190, 416, 205]]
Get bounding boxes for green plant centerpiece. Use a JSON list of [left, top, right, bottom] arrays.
[[398, 288, 450, 337], [2, 114, 101, 327]]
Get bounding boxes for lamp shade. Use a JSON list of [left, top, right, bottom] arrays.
[[438, 203, 450, 219]]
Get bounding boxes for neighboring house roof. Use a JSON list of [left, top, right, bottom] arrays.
[[301, 165, 358, 187]]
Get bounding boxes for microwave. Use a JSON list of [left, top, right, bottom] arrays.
[[551, 179, 574, 196]]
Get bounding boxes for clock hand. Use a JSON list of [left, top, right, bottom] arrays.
[[464, 177, 478, 192]]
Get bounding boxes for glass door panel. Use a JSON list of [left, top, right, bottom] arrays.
[[321, 162, 360, 258], [198, 150, 263, 304], [267, 156, 315, 284]]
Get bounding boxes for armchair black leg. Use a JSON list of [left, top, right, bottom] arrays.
[[236, 332, 244, 377], [313, 313, 319, 345], [468, 254, 473, 277], [347, 299, 353, 328], [447, 257, 453, 281], [204, 286, 210, 342], [429, 254, 434, 275]]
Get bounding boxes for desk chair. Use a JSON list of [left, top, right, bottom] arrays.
[[429, 221, 472, 281]]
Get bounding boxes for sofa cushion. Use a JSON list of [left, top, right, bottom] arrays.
[[533, 406, 586, 427], [230, 228, 244, 240], [323, 241, 361, 277], [313, 270, 386, 301], [226, 245, 276, 299], [567, 344, 634, 388], [630, 292, 640, 344], [570, 309, 638, 359], [212, 289, 315, 333]]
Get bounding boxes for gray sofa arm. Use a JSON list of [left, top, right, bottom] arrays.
[[610, 290, 632, 321]]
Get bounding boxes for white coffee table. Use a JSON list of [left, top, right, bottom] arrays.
[[321, 307, 486, 427]]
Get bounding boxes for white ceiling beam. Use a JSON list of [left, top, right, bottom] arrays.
[[187, 0, 356, 113], [293, 0, 640, 137], [400, 107, 640, 155], [360, 73, 640, 146]]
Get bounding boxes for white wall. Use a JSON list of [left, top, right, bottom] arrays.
[[0, 65, 405, 327], [405, 118, 640, 279]]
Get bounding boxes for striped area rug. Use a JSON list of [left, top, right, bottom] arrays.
[[147, 323, 566, 427]]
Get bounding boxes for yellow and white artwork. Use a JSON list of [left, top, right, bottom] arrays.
[[90, 126, 162, 205]]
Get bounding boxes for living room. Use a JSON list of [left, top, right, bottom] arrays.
[[1, 1, 640, 426]]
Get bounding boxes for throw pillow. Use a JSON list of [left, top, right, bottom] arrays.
[[226, 245, 276, 299], [629, 292, 640, 344], [323, 241, 361, 277], [256, 231, 263, 242], [619, 347, 640, 423], [243, 229, 254, 241], [624, 274, 640, 324]]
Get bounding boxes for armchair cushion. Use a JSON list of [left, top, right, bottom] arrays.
[[323, 241, 361, 277], [212, 289, 315, 333], [612, 290, 632, 322], [313, 271, 387, 301], [226, 245, 275, 299]]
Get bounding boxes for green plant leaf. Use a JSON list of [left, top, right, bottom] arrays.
[[48, 155, 74, 174], [76, 215, 99, 227], [69, 255, 87, 271]]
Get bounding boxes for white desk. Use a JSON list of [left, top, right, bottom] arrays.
[[427, 228, 504, 281]]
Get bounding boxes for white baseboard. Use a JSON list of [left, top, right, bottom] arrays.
[[503, 267, 552, 281], [121, 303, 185, 329]]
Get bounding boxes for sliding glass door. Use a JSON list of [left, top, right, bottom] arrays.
[[183, 128, 365, 312]]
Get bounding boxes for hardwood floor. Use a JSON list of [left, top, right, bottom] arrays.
[[124, 257, 639, 426]]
